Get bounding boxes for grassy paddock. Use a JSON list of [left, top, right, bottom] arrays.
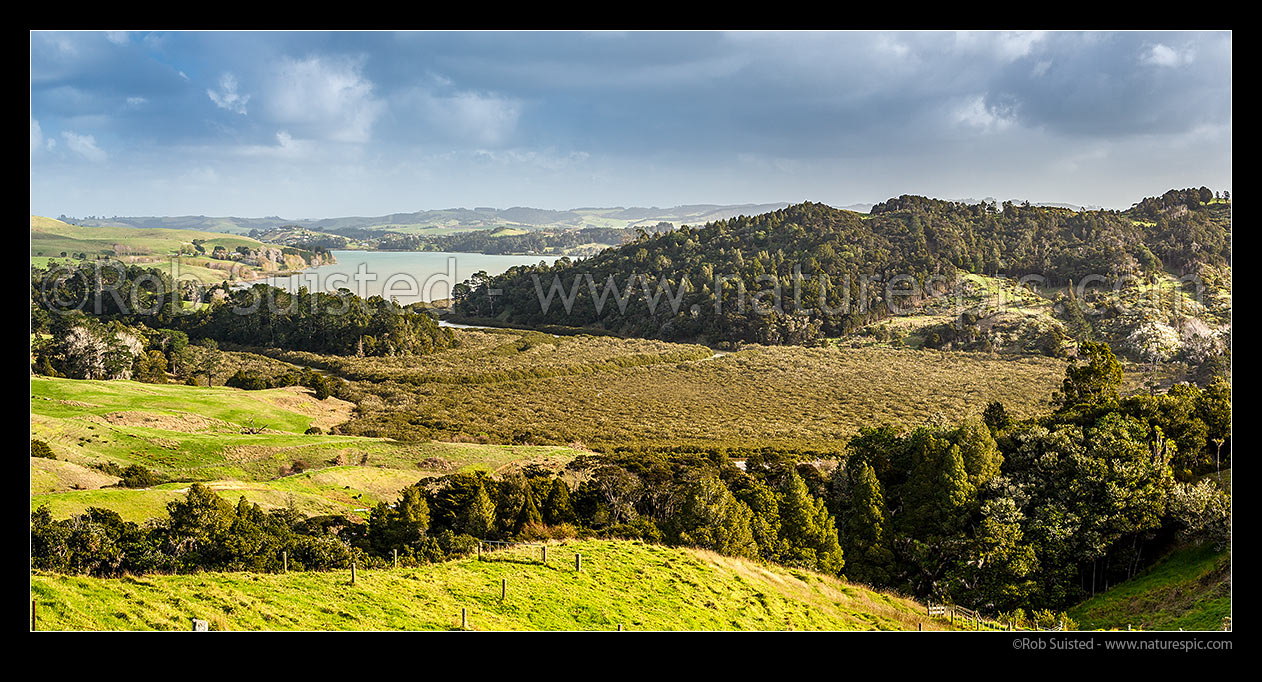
[[30, 539, 956, 631], [1068, 542, 1231, 631], [31, 376, 581, 521]]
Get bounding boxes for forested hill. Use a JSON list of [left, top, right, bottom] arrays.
[[451, 189, 1230, 347]]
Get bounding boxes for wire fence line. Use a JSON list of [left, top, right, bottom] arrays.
[[927, 602, 1065, 631]]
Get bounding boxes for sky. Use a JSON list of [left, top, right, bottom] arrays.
[[30, 30, 1231, 219]]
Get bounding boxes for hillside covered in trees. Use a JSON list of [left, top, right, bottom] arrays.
[[451, 189, 1230, 353], [30, 262, 455, 377]]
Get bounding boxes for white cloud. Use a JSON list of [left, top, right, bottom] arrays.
[[420, 91, 522, 147], [105, 31, 129, 45], [30, 118, 43, 155], [953, 31, 1046, 61], [953, 95, 1016, 133], [180, 165, 221, 186], [62, 131, 107, 162], [126, 96, 147, 108], [995, 31, 1046, 61], [50, 34, 77, 56], [469, 147, 589, 171], [1052, 143, 1111, 174], [237, 130, 317, 159], [265, 55, 384, 144], [207, 72, 249, 114], [1142, 43, 1195, 68], [875, 35, 911, 60]]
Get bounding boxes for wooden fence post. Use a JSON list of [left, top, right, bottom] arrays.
[[541, 545, 547, 564], [461, 607, 468, 630], [618, 623, 623, 631], [575, 553, 582, 572], [501, 578, 507, 601], [351, 560, 357, 585], [282, 550, 288, 573], [918, 622, 922, 632], [478, 543, 482, 561], [394, 548, 398, 569]]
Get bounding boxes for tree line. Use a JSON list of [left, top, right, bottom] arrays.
[[30, 262, 456, 364], [376, 226, 640, 255]]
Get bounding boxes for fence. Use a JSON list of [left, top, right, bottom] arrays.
[[477, 539, 549, 565], [926, 602, 1064, 631]]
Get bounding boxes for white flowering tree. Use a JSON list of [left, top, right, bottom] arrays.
[[55, 320, 144, 380]]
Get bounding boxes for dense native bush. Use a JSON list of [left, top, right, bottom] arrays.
[[452, 194, 1229, 346], [830, 342, 1229, 612], [379, 225, 634, 255]]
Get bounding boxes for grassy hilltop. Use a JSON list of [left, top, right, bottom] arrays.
[[31, 539, 954, 631], [30, 216, 329, 283], [30, 375, 582, 521]]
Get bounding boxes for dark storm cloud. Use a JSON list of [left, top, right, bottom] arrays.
[[983, 32, 1231, 136]]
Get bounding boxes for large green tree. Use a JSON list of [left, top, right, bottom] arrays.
[[776, 470, 845, 575]]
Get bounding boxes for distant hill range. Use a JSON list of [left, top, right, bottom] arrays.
[[64, 203, 798, 237], [58, 198, 1121, 237]]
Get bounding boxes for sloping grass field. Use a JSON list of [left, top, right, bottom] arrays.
[[31, 215, 262, 259], [1068, 542, 1232, 631], [31, 539, 956, 631], [31, 376, 581, 521], [30, 215, 311, 283]]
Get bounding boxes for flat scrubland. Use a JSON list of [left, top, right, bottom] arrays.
[[305, 328, 1145, 450], [30, 376, 581, 521], [1068, 541, 1231, 631], [32, 322, 1163, 520], [30, 539, 956, 631]]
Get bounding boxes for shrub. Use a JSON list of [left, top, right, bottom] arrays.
[[435, 530, 481, 558], [31, 439, 56, 459], [1169, 479, 1231, 548], [119, 464, 159, 488], [305, 426, 323, 435], [225, 369, 270, 390], [290, 535, 352, 570], [95, 461, 124, 477]]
